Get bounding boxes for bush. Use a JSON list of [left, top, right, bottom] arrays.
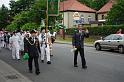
[[65, 25, 124, 36]]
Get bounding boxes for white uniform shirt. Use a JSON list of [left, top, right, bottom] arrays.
[[52, 32, 56, 37], [39, 33, 51, 44], [11, 35, 20, 48]]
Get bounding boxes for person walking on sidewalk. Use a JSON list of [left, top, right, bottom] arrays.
[[24, 30, 41, 75], [72, 28, 89, 69]]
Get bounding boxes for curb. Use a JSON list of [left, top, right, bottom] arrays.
[[0, 59, 33, 82], [55, 41, 94, 47]]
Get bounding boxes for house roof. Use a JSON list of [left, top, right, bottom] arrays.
[[59, 0, 96, 13], [97, 0, 115, 14]]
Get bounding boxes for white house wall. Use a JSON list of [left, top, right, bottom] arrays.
[[63, 12, 69, 29]]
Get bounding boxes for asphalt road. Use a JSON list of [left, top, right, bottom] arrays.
[[0, 43, 124, 82]]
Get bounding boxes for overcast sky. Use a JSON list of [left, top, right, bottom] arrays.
[[0, 0, 11, 8]]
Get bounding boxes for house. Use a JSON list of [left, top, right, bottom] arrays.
[[97, 0, 115, 24], [59, 0, 96, 28]]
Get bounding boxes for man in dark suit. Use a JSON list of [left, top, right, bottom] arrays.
[[24, 30, 41, 75], [72, 28, 89, 69]]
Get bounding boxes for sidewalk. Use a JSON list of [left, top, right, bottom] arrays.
[[0, 59, 32, 82], [55, 40, 94, 47]]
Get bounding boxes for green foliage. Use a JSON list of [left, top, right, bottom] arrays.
[[106, 0, 124, 25], [92, 0, 109, 10], [21, 23, 39, 31], [6, 21, 18, 32], [78, 0, 109, 10], [9, 0, 35, 15], [0, 5, 10, 29], [65, 25, 124, 36], [6, 0, 46, 31]]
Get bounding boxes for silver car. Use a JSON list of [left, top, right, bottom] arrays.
[[94, 34, 124, 53]]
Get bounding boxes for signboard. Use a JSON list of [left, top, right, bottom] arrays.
[[48, 0, 59, 16], [73, 14, 84, 25], [73, 12, 80, 20]]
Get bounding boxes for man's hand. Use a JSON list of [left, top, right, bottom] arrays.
[[73, 46, 75, 48], [85, 29, 89, 33]]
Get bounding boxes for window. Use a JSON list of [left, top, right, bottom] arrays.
[[80, 14, 84, 24], [102, 15, 104, 19], [112, 35, 122, 40], [88, 16, 92, 22], [104, 34, 113, 40]]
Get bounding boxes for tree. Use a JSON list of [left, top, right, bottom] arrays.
[[21, 23, 39, 31], [0, 5, 10, 29], [107, 0, 124, 25], [9, 0, 35, 15], [6, 21, 18, 31], [78, 0, 109, 10], [7, 0, 46, 31], [91, 0, 109, 10]]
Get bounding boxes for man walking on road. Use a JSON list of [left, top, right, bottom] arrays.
[[24, 30, 41, 75], [72, 28, 89, 69], [10, 32, 20, 60], [39, 28, 52, 64]]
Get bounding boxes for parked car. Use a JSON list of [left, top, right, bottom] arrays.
[[94, 34, 124, 53]]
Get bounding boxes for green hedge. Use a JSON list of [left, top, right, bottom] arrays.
[[65, 25, 124, 36]]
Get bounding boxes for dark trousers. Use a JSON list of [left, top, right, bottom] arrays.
[[28, 56, 39, 72], [74, 47, 86, 67]]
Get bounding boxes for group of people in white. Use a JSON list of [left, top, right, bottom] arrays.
[[0, 29, 56, 63]]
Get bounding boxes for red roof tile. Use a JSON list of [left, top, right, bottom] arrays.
[[97, 0, 115, 14], [59, 0, 96, 13]]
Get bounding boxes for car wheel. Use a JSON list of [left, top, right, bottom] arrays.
[[95, 43, 101, 51], [118, 46, 124, 54]]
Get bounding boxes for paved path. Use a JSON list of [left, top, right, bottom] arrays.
[[0, 57, 32, 82], [0, 44, 124, 82]]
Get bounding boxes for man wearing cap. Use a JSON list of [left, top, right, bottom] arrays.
[[72, 28, 89, 69], [24, 29, 41, 75]]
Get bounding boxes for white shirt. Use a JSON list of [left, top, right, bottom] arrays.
[[39, 33, 51, 44], [11, 35, 20, 48]]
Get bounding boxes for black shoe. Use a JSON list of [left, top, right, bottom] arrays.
[[36, 71, 40, 75], [50, 55, 53, 57], [74, 65, 78, 67], [17, 59, 20, 60], [82, 66, 87, 69], [29, 70, 33, 73], [47, 61, 51, 64], [41, 60, 44, 63]]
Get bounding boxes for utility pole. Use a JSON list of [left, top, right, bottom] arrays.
[[46, 0, 48, 32], [63, 0, 65, 39]]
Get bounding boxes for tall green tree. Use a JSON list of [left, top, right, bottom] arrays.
[[7, 0, 46, 31], [9, 0, 35, 17], [0, 5, 10, 29], [107, 0, 124, 25]]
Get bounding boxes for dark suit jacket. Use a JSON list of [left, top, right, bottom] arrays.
[[24, 37, 41, 57], [72, 31, 89, 48]]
